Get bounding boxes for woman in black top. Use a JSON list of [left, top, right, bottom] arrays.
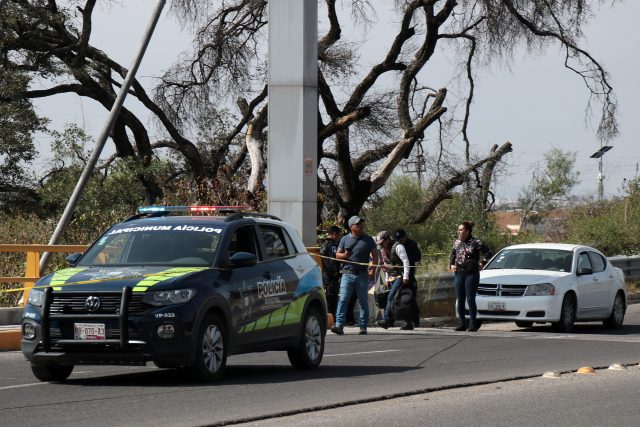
[[449, 221, 493, 332]]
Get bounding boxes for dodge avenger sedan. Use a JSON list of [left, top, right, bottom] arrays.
[[474, 243, 626, 332]]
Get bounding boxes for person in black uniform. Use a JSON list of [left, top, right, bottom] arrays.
[[320, 226, 342, 317], [394, 229, 422, 326]]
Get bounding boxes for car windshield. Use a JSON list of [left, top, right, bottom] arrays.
[[484, 248, 573, 272], [78, 224, 225, 267]]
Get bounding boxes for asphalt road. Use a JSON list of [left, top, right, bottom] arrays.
[[237, 367, 640, 427], [2, 305, 640, 426]]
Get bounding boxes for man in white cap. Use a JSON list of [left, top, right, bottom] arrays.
[[331, 215, 378, 335]]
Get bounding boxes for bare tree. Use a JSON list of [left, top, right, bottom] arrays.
[[1, 0, 618, 223], [160, 0, 615, 222]]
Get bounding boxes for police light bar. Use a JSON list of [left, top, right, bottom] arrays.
[[137, 205, 251, 214]]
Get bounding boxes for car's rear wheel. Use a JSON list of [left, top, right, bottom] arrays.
[[552, 294, 576, 333], [515, 321, 533, 328], [603, 292, 625, 329], [31, 364, 74, 382], [287, 307, 325, 369], [188, 314, 227, 381]]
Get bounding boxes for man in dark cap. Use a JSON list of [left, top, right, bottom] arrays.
[[331, 215, 378, 335]]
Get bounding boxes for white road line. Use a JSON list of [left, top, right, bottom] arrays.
[[0, 382, 43, 391], [324, 350, 401, 357]]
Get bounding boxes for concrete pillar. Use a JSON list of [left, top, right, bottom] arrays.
[[268, 0, 318, 246]]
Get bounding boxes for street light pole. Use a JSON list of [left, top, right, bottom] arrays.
[[39, 0, 167, 274], [589, 144, 613, 203]]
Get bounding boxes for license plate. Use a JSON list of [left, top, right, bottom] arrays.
[[488, 302, 506, 311], [74, 323, 106, 340]]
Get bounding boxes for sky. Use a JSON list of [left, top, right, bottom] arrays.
[[31, 0, 640, 203]]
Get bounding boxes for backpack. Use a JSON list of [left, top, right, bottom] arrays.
[[393, 286, 417, 322]]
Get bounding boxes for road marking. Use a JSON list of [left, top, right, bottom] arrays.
[[0, 382, 43, 391], [324, 350, 400, 357]]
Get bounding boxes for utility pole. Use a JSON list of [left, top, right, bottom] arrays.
[[39, 0, 167, 274]]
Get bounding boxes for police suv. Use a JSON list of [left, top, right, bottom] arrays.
[[22, 206, 327, 381]]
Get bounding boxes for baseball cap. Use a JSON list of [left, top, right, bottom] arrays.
[[375, 230, 391, 245], [394, 229, 407, 240], [348, 215, 364, 227]]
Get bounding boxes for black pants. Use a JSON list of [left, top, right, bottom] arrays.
[[324, 276, 340, 317]]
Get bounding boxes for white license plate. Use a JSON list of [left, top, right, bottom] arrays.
[[488, 302, 506, 311], [74, 323, 106, 340]]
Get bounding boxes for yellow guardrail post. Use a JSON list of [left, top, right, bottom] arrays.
[[22, 250, 41, 307]]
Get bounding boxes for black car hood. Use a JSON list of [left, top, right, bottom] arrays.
[[36, 265, 209, 292]]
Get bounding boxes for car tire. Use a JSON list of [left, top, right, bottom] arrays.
[[515, 321, 533, 328], [188, 314, 227, 381], [287, 306, 325, 369], [552, 294, 576, 333], [603, 292, 625, 329], [31, 364, 74, 382]]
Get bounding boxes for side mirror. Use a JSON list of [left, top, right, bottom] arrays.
[[66, 252, 82, 266], [229, 252, 258, 268], [577, 266, 593, 276]]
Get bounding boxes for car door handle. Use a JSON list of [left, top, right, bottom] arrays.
[[263, 271, 272, 279]]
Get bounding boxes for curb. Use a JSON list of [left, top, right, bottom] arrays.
[[0, 326, 20, 351]]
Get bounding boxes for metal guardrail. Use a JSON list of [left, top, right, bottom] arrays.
[[0, 244, 90, 307], [608, 255, 640, 281]]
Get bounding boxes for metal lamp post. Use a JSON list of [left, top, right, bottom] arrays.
[[589, 145, 613, 202]]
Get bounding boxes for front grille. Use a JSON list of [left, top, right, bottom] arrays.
[[478, 310, 520, 316], [478, 284, 527, 297], [49, 292, 147, 315]]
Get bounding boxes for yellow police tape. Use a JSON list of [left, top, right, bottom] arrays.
[[0, 252, 447, 295], [315, 253, 445, 268]]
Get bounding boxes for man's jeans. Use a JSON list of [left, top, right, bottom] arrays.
[[383, 277, 403, 324], [335, 272, 369, 328], [455, 271, 480, 326]]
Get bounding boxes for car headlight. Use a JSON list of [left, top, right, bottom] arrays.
[[524, 283, 555, 296], [27, 288, 44, 307], [143, 289, 196, 306]]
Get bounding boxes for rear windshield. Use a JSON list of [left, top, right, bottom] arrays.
[[484, 248, 573, 272], [78, 224, 225, 267]]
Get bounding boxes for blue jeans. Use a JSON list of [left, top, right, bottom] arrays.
[[455, 271, 480, 326], [335, 272, 369, 328], [383, 277, 403, 324]]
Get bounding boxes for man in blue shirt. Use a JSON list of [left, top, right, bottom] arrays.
[[331, 215, 378, 335]]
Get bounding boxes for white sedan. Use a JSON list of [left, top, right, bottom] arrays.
[[475, 243, 627, 332]]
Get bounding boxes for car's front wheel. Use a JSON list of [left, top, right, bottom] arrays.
[[31, 364, 74, 382], [552, 294, 576, 333], [287, 307, 325, 369], [603, 292, 625, 329], [188, 314, 227, 381]]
